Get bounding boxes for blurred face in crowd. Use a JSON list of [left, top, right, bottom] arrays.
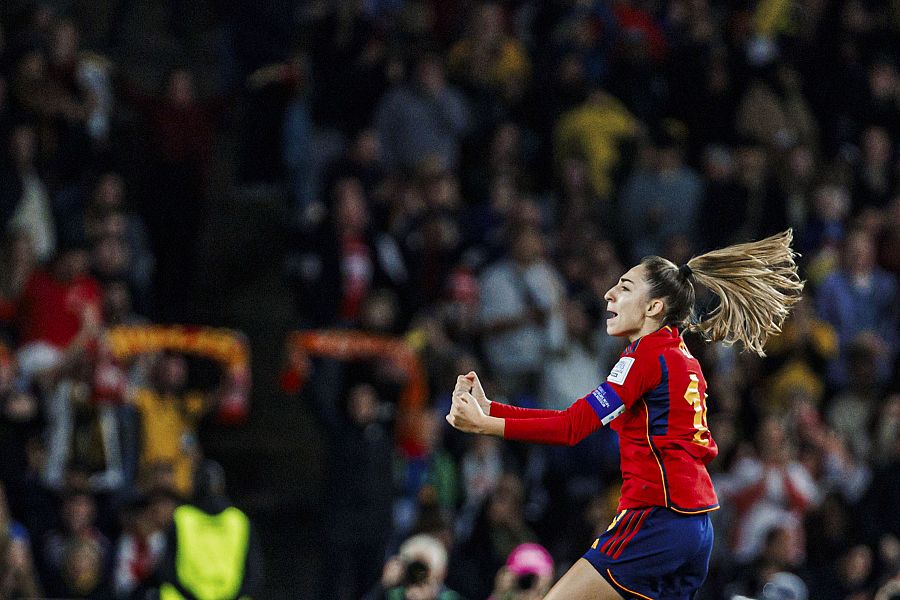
[[353, 129, 381, 165], [415, 55, 445, 92], [702, 145, 733, 181], [861, 125, 892, 165], [51, 20, 79, 65], [841, 545, 873, 587], [0, 354, 13, 393], [334, 177, 369, 234], [510, 228, 544, 267], [492, 123, 520, 164], [787, 144, 815, 181], [561, 157, 590, 196], [844, 232, 876, 275], [103, 280, 132, 323], [604, 264, 664, 341], [361, 289, 399, 333], [347, 383, 379, 426], [473, 2, 504, 44], [488, 475, 525, 527], [420, 165, 459, 210], [869, 61, 897, 100], [54, 248, 91, 282], [813, 184, 850, 222], [16, 49, 45, 80], [166, 69, 196, 105], [156, 354, 187, 393], [564, 299, 590, 338], [735, 145, 767, 186], [756, 417, 789, 465], [762, 526, 795, 569], [656, 145, 683, 172], [63, 493, 96, 533], [93, 173, 125, 210]]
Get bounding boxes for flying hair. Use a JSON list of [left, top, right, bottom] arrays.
[[640, 230, 804, 357], [685, 229, 804, 356]]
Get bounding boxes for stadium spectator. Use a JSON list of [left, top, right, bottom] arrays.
[[112, 492, 166, 599], [41, 487, 112, 598], [120, 67, 221, 320], [0, 123, 55, 261], [619, 125, 702, 261], [447, 2, 531, 126], [487, 542, 554, 600], [289, 175, 407, 326], [735, 65, 819, 152], [16, 239, 101, 489], [816, 229, 898, 387], [311, 381, 394, 600], [553, 88, 639, 201], [719, 417, 820, 564], [449, 473, 537, 600], [0, 483, 42, 598], [0, 229, 35, 336], [479, 227, 565, 400], [83, 172, 154, 310], [393, 407, 458, 544], [158, 460, 263, 600], [366, 533, 462, 600], [374, 52, 471, 173], [128, 352, 211, 497]]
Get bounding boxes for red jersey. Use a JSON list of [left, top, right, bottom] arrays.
[[18, 270, 102, 349], [492, 326, 718, 513]]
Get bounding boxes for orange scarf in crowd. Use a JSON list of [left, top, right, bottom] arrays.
[[106, 325, 251, 424], [281, 330, 429, 451]]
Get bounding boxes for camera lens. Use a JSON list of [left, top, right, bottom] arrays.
[[516, 573, 536, 590], [404, 560, 430, 586]]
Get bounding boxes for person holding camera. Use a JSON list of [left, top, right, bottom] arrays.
[[365, 534, 464, 600], [488, 543, 555, 600]]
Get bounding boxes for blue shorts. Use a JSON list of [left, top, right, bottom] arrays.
[[582, 507, 714, 600]]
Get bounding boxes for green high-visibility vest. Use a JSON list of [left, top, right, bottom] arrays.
[[159, 504, 251, 600]]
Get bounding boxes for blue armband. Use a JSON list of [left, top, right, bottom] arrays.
[[585, 382, 626, 425]]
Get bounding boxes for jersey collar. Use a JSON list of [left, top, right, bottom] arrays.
[[625, 325, 680, 354]]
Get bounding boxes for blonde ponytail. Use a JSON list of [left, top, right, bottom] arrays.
[[686, 229, 804, 356]]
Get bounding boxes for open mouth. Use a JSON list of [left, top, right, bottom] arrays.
[[607, 311, 618, 321]]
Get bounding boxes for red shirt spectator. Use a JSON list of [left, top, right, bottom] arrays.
[[18, 246, 101, 349]]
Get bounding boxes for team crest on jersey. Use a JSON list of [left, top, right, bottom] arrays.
[[607, 357, 635, 385]]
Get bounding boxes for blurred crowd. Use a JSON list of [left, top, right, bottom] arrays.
[[0, 0, 899, 599]]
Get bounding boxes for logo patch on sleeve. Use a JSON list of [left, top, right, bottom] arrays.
[[607, 357, 635, 385]]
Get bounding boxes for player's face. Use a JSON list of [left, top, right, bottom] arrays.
[[603, 264, 654, 340]]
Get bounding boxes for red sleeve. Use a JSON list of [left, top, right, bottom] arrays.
[[502, 398, 602, 446], [603, 349, 661, 409], [489, 403, 560, 419]]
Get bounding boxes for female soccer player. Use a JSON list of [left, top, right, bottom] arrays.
[[447, 230, 803, 600]]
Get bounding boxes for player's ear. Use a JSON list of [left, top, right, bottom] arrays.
[[646, 297, 665, 320]]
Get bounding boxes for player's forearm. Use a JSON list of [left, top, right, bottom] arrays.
[[489, 401, 561, 419], [502, 398, 601, 446]]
